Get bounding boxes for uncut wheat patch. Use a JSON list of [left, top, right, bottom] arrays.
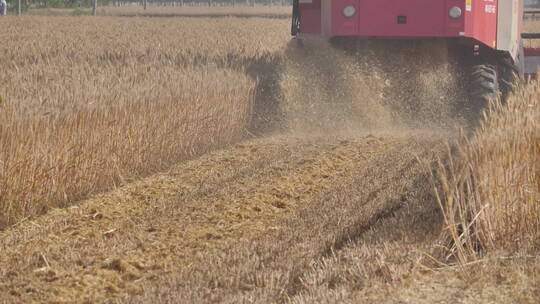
[[0, 17, 289, 69], [0, 16, 291, 229], [101, 6, 291, 18], [434, 82, 540, 264], [0, 65, 255, 229]]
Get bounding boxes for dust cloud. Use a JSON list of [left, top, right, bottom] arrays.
[[279, 39, 477, 135]]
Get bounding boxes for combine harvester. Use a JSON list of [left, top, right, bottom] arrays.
[[291, 0, 540, 103]]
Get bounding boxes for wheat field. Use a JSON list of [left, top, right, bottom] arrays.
[[0, 16, 289, 228], [27, 6, 291, 18], [434, 83, 540, 263], [0, 11, 538, 303]]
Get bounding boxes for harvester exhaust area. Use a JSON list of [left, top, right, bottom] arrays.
[[291, 0, 540, 105]]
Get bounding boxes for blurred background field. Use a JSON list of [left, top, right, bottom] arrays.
[[25, 6, 291, 17], [1, 0, 292, 17]]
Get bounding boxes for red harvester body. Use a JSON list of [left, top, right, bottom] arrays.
[[291, 0, 540, 100]]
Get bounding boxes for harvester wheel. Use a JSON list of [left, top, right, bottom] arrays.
[[499, 54, 521, 102], [470, 64, 499, 104]]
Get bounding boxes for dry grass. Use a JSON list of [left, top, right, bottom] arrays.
[[0, 16, 289, 229], [0, 133, 446, 303], [433, 82, 540, 263]]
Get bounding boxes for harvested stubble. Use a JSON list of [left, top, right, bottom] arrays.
[[434, 81, 540, 264], [0, 16, 290, 229], [0, 132, 447, 303]]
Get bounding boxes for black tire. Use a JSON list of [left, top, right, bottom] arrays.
[[291, 0, 300, 36], [470, 64, 499, 105]]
